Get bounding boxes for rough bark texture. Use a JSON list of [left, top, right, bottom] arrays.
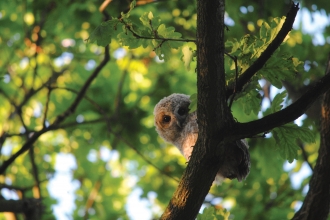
[[292, 58, 330, 220], [0, 198, 42, 220], [160, 0, 231, 219], [160, 1, 330, 219]]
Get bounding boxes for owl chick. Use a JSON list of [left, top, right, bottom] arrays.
[[154, 93, 250, 182]]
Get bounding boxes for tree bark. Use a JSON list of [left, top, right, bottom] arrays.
[[0, 198, 42, 220], [160, 0, 231, 219], [160, 1, 330, 219], [292, 57, 330, 220]]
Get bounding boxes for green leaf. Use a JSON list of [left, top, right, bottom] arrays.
[[272, 123, 315, 162], [225, 39, 240, 54], [271, 91, 287, 113], [157, 24, 182, 39], [197, 206, 229, 220], [189, 93, 197, 113], [130, 0, 136, 10], [140, 12, 152, 28], [260, 52, 301, 89], [182, 46, 194, 70], [225, 17, 302, 91], [242, 89, 261, 115], [121, 0, 136, 19], [254, 139, 283, 180], [140, 12, 161, 32], [117, 31, 149, 49], [260, 21, 270, 41], [89, 20, 120, 46], [197, 207, 217, 220], [269, 17, 286, 42]]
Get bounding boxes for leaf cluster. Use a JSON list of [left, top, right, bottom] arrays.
[[225, 17, 303, 88], [273, 123, 315, 162], [224, 17, 313, 162], [0, 0, 328, 219], [89, 1, 184, 60], [197, 206, 230, 220]]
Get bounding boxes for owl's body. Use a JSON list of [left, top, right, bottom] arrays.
[[154, 93, 250, 182]]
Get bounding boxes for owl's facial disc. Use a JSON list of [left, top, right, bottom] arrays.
[[155, 112, 173, 131]]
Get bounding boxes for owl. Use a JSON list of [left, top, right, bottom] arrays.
[[154, 93, 250, 182]]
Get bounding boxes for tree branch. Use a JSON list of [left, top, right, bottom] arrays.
[[0, 183, 34, 192], [83, 177, 103, 220], [42, 86, 52, 128], [0, 46, 110, 174], [0, 129, 47, 174], [161, 0, 230, 218], [3, 69, 66, 123], [226, 2, 300, 99], [50, 86, 109, 118], [112, 132, 180, 182], [298, 142, 314, 171], [52, 45, 110, 125], [0, 198, 42, 218], [114, 67, 129, 117], [230, 70, 330, 140], [29, 146, 42, 199]]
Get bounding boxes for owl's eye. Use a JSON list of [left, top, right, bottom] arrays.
[[178, 108, 186, 116], [163, 115, 171, 123]]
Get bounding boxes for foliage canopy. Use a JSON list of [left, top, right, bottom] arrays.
[[0, 0, 329, 219]]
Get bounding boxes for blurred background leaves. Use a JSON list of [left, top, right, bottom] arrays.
[[0, 0, 329, 219]]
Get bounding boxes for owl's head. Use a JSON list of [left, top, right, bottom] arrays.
[[154, 94, 191, 144]]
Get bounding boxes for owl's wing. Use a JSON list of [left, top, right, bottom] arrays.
[[217, 140, 250, 182]]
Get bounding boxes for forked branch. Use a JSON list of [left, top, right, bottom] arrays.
[[230, 68, 330, 139], [0, 46, 110, 174], [226, 2, 300, 99]]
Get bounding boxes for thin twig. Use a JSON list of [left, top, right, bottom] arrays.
[[43, 86, 52, 128], [30, 2, 52, 91], [0, 184, 33, 192], [4, 133, 27, 138], [224, 51, 236, 61], [59, 119, 106, 129], [0, 46, 110, 174], [28, 146, 42, 199], [0, 88, 18, 110], [114, 67, 129, 117], [52, 117, 180, 182], [228, 55, 238, 109], [50, 86, 109, 118], [83, 176, 103, 220], [9, 69, 66, 121], [121, 18, 196, 43], [298, 142, 314, 171], [114, 132, 180, 183], [50, 86, 113, 132], [52, 45, 110, 125], [0, 180, 48, 192]]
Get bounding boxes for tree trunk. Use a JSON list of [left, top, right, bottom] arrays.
[[160, 0, 232, 219], [0, 198, 42, 220], [292, 58, 330, 220]]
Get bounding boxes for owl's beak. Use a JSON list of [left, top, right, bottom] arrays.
[[176, 120, 183, 128]]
